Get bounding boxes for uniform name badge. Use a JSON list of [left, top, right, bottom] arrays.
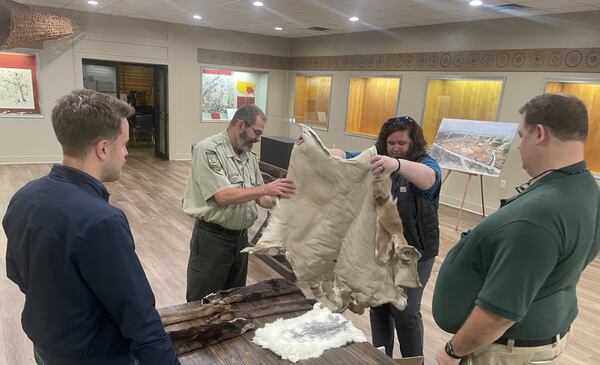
[[206, 152, 222, 172], [399, 186, 407, 193]]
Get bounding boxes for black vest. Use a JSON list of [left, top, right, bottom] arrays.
[[390, 166, 440, 262]]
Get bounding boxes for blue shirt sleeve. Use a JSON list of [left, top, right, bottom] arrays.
[[418, 156, 442, 201], [344, 152, 441, 200], [79, 214, 180, 365]]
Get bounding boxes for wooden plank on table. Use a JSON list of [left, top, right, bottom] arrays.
[[159, 292, 398, 365]]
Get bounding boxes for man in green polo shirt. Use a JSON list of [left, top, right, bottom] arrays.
[[183, 104, 295, 302], [433, 94, 600, 364]]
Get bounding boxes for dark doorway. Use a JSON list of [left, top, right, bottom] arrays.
[[82, 59, 169, 160]]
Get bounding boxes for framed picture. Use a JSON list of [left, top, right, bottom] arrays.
[[201, 68, 268, 122], [0, 52, 42, 116]]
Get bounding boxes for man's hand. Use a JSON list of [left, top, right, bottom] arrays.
[[436, 347, 461, 365], [263, 178, 295, 198], [370, 155, 400, 175]]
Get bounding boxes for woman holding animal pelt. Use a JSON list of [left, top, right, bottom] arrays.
[[329, 116, 442, 360]]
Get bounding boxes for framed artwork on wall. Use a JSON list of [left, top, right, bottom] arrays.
[[0, 52, 42, 116], [201, 68, 268, 122]]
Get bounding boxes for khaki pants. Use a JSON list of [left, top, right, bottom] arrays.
[[462, 333, 569, 365]]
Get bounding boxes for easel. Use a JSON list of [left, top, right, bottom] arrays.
[[442, 170, 486, 231]]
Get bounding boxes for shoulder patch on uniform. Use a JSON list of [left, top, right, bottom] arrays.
[[205, 151, 222, 173]]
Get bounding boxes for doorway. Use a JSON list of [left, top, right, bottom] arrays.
[[82, 59, 169, 160]]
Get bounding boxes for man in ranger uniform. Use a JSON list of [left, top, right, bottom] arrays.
[[183, 104, 295, 302]]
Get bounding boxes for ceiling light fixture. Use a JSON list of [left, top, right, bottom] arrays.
[[253, 1, 264, 6], [274, 27, 283, 31], [193, 15, 202, 20], [469, 0, 483, 6], [349, 16, 359, 22], [87, 0, 99, 5]]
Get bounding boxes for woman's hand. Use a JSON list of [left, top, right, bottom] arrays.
[[370, 155, 400, 175]]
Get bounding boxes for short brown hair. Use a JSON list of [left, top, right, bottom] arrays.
[[229, 104, 266, 127], [52, 89, 134, 157], [518, 93, 588, 141]]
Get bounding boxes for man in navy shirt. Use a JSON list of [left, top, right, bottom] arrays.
[[3, 89, 180, 365]]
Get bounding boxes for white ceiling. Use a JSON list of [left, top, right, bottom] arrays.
[[19, 0, 600, 38]]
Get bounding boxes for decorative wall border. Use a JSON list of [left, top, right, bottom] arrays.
[[197, 48, 290, 70], [198, 47, 600, 73]]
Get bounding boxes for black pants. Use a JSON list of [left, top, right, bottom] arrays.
[[370, 256, 435, 358], [186, 219, 249, 302]]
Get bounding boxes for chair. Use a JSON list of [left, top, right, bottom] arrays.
[[132, 114, 154, 144]]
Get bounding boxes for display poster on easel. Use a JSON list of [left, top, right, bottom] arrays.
[[430, 118, 518, 230], [429, 118, 518, 177]]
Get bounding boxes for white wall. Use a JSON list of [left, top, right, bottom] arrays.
[[0, 8, 291, 163]]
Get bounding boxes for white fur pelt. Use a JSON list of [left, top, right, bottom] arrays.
[[252, 303, 366, 362]]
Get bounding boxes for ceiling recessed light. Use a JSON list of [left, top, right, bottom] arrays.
[[253, 1, 264, 6], [469, 0, 483, 6], [193, 15, 202, 20], [349, 16, 359, 22], [87, 0, 99, 5], [274, 27, 283, 31]]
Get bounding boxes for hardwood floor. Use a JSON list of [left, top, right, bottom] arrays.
[[1, 148, 598, 364]]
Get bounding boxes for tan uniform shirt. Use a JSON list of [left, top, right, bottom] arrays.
[[183, 130, 264, 230]]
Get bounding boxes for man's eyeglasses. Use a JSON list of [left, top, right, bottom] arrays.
[[384, 116, 416, 127], [243, 121, 263, 137]]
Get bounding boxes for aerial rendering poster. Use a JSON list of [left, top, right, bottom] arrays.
[[429, 118, 518, 177]]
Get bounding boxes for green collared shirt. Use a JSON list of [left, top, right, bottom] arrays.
[[432, 161, 600, 340], [183, 130, 264, 230]]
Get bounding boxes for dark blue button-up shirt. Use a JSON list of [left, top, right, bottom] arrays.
[[3, 165, 180, 365]]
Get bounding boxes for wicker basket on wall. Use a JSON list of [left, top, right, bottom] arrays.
[[0, 0, 75, 50]]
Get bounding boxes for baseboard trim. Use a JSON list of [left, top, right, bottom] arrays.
[[172, 153, 191, 161], [439, 193, 498, 216], [0, 155, 61, 164]]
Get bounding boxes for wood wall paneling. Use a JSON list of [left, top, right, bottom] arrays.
[[119, 65, 155, 106], [346, 78, 400, 137], [422, 79, 503, 144], [293, 75, 331, 129], [545, 81, 600, 173]]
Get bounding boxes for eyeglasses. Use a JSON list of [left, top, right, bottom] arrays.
[[384, 116, 416, 127], [243, 120, 263, 137], [514, 168, 588, 194]]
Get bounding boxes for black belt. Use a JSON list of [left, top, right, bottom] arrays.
[[494, 327, 570, 348], [198, 219, 247, 237]]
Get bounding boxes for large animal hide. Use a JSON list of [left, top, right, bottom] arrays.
[[244, 127, 421, 313], [252, 303, 366, 363]]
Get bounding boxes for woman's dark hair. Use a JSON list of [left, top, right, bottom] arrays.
[[375, 116, 428, 162]]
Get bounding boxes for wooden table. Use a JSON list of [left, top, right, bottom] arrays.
[[158, 291, 398, 365]]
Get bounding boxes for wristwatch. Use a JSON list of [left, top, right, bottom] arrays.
[[445, 340, 463, 359]]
